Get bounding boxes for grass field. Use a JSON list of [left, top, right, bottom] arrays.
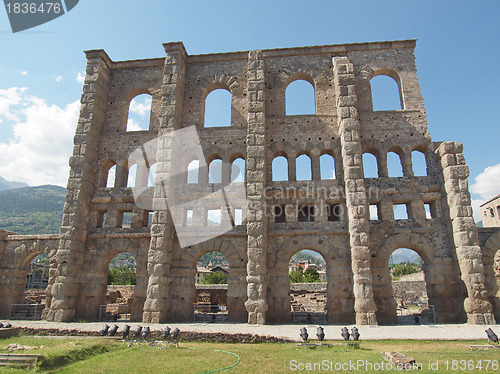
[[1, 336, 499, 373]]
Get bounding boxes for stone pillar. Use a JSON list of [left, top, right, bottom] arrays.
[[142, 42, 187, 323], [45, 50, 112, 322], [311, 156, 321, 181], [244, 50, 268, 324], [333, 56, 377, 325], [437, 141, 495, 324]]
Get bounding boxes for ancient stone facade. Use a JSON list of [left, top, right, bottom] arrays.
[[1, 40, 499, 324]]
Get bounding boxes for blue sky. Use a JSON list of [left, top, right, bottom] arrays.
[[0, 0, 499, 221]]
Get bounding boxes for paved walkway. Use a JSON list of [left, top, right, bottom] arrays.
[[4, 320, 499, 341]]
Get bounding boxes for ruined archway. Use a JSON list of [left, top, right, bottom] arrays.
[[373, 233, 465, 324], [288, 249, 326, 324], [172, 238, 247, 322], [267, 235, 354, 324]]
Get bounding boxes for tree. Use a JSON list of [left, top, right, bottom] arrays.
[[108, 265, 136, 285], [390, 262, 420, 280], [201, 271, 228, 284], [289, 269, 304, 283], [304, 267, 320, 283]]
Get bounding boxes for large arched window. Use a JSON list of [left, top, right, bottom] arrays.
[[320, 154, 335, 180], [411, 150, 427, 176], [370, 74, 402, 111], [187, 160, 200, 184], [204, 89, 231, 127], [231, 158, 245, 183], [296, 154, 312, 181], [272, 156, 288, 181], [362, 153, 379, 178], [209, 158, 222, 183], [286, 79, 315, 115], [126, 93, 152, 131]]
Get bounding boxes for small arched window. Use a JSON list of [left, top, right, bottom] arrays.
[[362, 153, 378, 178], [187, 160, 200, 184], [387, 152, 404, 177], [272, 156, 288, 181], [320, 154, 335, 180], [106, 164, 116, 187], [370, 74, 402, 111], [286, 79, 315, 115], [209, 159, 222, 183], [204, 88, 231, 127], [127, 164, 137, 187], [231, 158, 245, 183], [148, 163, 156, 187], [296, 154, 312, 181], [411, 150, 427, 176], [126, 93, 152, 131]]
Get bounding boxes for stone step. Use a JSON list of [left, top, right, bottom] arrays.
[[0, 354, 42, 368]]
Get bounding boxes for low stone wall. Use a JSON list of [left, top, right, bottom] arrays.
[[392, 281, 427, 304], [19, 327, 294, 343]]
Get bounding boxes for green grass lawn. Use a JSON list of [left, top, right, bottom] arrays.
[[0, 337, 499, 373]]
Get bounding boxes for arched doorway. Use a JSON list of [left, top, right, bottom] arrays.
[[101, 252, 137, 322], [194, 251, 230, 322], [388, 249, 434, 325], [373, 244, 435, 325], [288, 249, 327, 324]]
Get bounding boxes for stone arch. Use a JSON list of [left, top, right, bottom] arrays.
[[125, 90, 153, 132], [267, 235, 354, 324], [201, 75, 240, 99], [362, 149, 381, 178], [172, 238, 247, 322], [482, 231, 500, 321], [0, 239, 58, 318], [277, 67, 328, 87], [272, 153, 289, 181], [78, 238, 148, 321], [101, 159, 117, 188], [359, 65, 404, 111], [371, 233, 464, 324]]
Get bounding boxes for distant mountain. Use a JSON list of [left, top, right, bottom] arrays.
[[390, 248, 422, 265], [0, 176, 29, 191], [0, 185, 66, 235]]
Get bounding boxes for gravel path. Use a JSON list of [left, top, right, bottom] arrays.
[[4, 320, 498, 341]]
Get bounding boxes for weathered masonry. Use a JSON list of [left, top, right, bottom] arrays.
[[1, 40, 499, 325]]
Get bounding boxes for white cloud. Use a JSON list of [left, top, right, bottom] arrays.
[[20, 71, 28, 76], [0, 87, 28, 121], [126, 118, 143, 132], [129, 96, 152, 116], [76, 71, 85, 83], [470, 163, 500, 222], [55, 76, 63, 83], [0, 87, 80, 186]]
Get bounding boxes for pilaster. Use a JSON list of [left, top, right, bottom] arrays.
[[244, 50, 268, 324], [45, 50, 111, 321], [437, 142, 495, 324], [142, 42, 187, 323], [333, 56, 378, 325]]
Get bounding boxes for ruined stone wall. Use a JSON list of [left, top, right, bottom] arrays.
[[2, 40, 497, 325]]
